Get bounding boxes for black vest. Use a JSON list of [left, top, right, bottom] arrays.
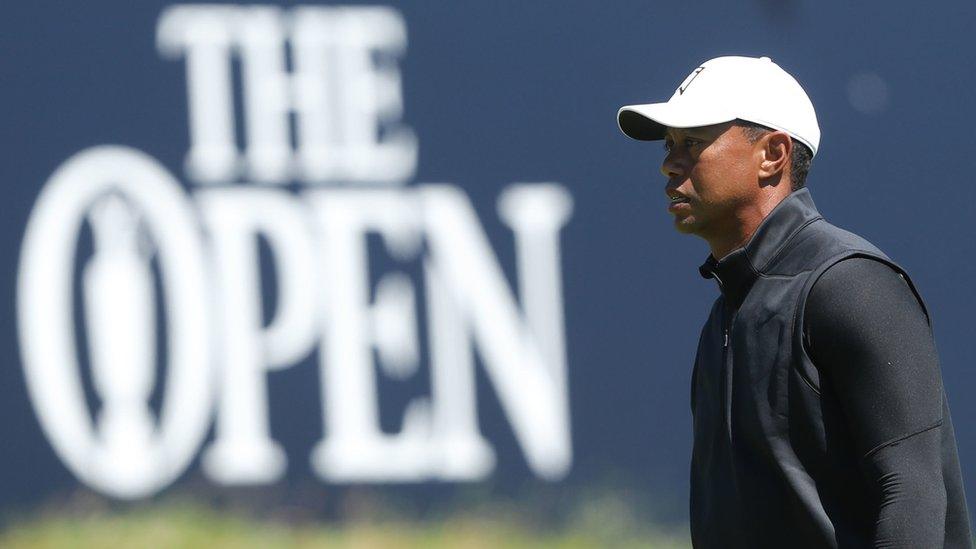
[[690, 188, 970, 547]]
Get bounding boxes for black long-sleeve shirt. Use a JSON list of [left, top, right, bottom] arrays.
[[805, 257, 971, 547], [691, 189, 971, 547]]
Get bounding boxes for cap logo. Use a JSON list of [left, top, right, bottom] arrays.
[[678, 66, 705, 95]]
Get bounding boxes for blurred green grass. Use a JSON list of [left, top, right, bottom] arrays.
[[0, 502, 690, 548]]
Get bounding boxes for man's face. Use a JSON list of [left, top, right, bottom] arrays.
[[660, 122, 761, 240]]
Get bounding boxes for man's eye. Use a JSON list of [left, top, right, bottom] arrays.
[[663, 138, 701, 152]]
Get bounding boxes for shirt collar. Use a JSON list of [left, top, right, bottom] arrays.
[[698, 188, 823, 307]]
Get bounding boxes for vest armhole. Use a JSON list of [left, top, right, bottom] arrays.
[[791, 251, 930, 395]]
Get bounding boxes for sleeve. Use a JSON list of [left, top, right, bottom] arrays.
[[804, 257, 947, 547]]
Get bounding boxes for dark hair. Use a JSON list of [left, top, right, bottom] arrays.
[[735, 120, 813, 191]]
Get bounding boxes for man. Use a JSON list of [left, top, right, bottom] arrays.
[[617, 56, 972, 547]]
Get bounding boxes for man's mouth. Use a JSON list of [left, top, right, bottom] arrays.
[[669, 195, 690, 204]]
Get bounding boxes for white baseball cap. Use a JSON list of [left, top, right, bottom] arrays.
[[617, 56, 820, 156]]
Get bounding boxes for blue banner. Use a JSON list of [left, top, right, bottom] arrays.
[[2, 1, 974, 526]]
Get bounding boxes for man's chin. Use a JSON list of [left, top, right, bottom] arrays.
[[672, 216, 702, 235]]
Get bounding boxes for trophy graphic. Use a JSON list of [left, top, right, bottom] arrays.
[[83, 194, 158, 486]]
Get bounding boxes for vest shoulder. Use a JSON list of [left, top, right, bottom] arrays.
[[765, 218, 890, 275]]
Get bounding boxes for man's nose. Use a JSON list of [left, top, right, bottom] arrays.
[[660, 152, 683, 179]]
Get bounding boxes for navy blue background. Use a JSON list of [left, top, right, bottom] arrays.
[[2, 0, 975, 526]]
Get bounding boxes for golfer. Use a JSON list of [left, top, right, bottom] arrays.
[[618, 56, 972, 547]]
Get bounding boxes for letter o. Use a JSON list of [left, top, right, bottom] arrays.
[[17, 146, 212, 499]]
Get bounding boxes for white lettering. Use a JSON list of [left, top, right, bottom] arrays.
[[196, 188, 319, 484], [157, 6, 239, 183], [157, 5, 417, 185], [19, 4, 576, 498], [307, 189, 431, 480], [421, 185, 573, 479], [18, 146, 212, 499]]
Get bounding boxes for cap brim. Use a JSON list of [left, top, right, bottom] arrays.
[[617, 103, 736, 141]]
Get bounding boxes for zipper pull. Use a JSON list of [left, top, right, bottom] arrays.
[[723, 329, 729, 348]]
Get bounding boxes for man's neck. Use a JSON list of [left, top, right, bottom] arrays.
[[707, 192, 791, 260], [709, 234, 750, 261]]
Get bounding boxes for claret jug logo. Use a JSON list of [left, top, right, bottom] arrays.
[[17, 5, 573, 499]]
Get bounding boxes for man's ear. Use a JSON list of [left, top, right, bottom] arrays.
[[758, 131, 792, 181]]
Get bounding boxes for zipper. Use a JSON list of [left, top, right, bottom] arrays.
[[713, 274, 729, 349], [721, 299, 735, 446], [711, 272, 736, 443], [710, 265, 739, 497]]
